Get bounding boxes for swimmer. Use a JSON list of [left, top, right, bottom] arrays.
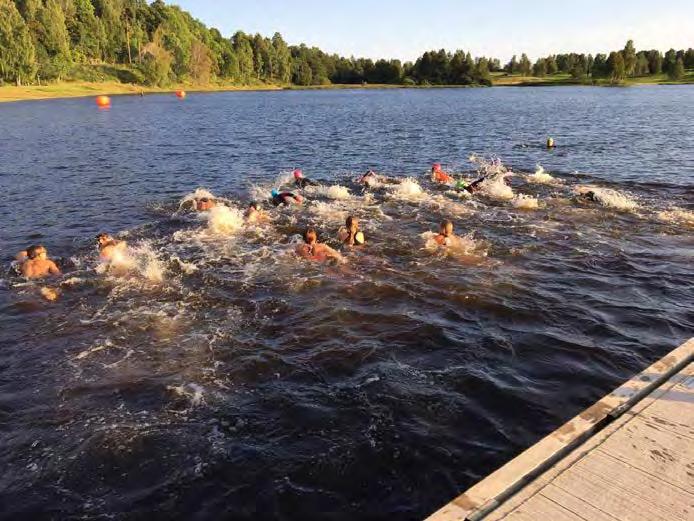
[[293, 169, 319, 189], [337, 216, 366, 246], [96, 233, 127, 262], [575, 186, 598, 202], [271, 189, 304, 207], [196, 197, 216, 211], [431, 163, 454, 184], [18, 244, 61, 279], [244, 201, 268, 223], [547, 137, 556, 149], [296, 228, 342, 262], [358, 169, 378, 188], [434, 220, 455, 247]]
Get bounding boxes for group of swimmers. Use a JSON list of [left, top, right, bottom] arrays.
[[13, 163, 501, 282]]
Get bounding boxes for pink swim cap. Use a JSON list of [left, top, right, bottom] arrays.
[[432, 163, 441, 172], [293, 169, 303, 179]]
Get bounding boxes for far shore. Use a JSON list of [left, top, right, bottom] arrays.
[[1, 73, 692, 104]]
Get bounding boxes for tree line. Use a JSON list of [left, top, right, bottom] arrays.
[[507, 40, 692, 82], [0, 0, 692, 87]]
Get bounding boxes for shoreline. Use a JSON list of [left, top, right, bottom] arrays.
[[1, 77, 692, 104]]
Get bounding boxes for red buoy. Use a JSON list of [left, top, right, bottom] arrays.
[[175, 90, 186, 99], [95, 95, 111, 108]]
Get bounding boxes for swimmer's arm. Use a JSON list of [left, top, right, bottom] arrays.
[[323, 245, 344, 262], [48, 260, 62, 275]]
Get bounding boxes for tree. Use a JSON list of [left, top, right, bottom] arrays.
[[606, 51, 625, 83], [663, 49, 677, 76], [232, 31, 254, 83], [591, 54, 608, 78], [0, 0, 36, 84], [532, 58, 547, 77], [505, 54, 518, 73], [622, 39, 636, 76], [474, 57, 491, 85], [685, 48, 694, 69], [519, 53, 531, 75], [272, 32, 291, 84], [292, 58, 312, 85], [36, 0, 73, 80], [647, 50, 662, 75], [139, 30, 172, 85], [669, 57, 685, 80], [189, 39, 212, 83]]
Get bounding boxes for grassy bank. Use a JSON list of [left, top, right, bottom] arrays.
[[491, 70, 694, 86], [2, 70, 693, 104], [0, 81, 284, 104]]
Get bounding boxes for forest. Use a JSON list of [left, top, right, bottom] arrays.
[[1, 0, 692, 87]]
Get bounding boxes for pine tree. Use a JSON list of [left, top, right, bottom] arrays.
[[0, 0, 36, 84]]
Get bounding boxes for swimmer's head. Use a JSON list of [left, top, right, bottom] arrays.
[[248, 201, 260, 211], [26, 244, 47, 260], [293, 169, 303, 179], [304, 228, 317, 244], [271, 189, 279, 197], [354, 231, 365, 245], [440, 220, 453, 237], [96, 233, 113, 246], [346, 215, 359, 233], [295, 194, 304, 204], [432, 163, 442, 172]]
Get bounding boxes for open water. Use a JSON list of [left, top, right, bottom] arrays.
[[0, 86, 692, 520]]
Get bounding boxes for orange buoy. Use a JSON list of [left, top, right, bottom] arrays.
[[95, 95, 111, 108], [175, 90, 186, 99]]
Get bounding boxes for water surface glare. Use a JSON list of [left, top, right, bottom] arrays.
[[0, 87, 693, 520]]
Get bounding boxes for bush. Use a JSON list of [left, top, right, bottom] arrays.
[[402, 77, 416, 86]]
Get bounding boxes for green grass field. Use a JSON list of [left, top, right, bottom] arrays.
[[491, 70, 694, 86]]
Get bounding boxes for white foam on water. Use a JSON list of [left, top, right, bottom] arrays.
[[206, 206, 245, 235], [177, 188, 217, 213], [512, 194, 540, 210], [658, 208, 694, 226], [575, 185, 640, 211], [308, 201, 349, 225], [421, 231, 484, 257], [480, 174, 514, 200], [306, 184, 352, 200], [526, 165, 560, 185], [97, 241, 165, 283], [167, 383, 206, 408], [386, 178, 425, 201]]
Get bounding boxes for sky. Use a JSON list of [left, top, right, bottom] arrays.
[[172, 0, 694, 62]]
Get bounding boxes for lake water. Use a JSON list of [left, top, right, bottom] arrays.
[[0, 87, 692, 520]]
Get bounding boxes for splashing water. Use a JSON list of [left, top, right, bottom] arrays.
[[512, 194, 540, 210], [421, 231, 484, 257], [575, 186, 640, 211], [176, 188, 218, 213], [526, 165, 560, 185], [658, 208, 694, 226], [97, 241, 165, 282], [206, 206, 245, 235], [387, 178, 425, 201], [306, 184, 352, 200], [479, 174, 514, 200]]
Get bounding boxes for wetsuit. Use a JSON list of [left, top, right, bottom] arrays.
[[271, 192, 301, 206], [295, 177, 319, 189]]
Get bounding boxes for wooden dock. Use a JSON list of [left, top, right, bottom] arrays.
[[427, 338, 694, 521]]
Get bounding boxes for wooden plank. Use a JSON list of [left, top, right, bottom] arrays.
[[540, 484, 619, 521], [597, 417, 694, 492], [553, 451, 694, 521], [638, 372, 694, 439], [495, 494, 586, 521]]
